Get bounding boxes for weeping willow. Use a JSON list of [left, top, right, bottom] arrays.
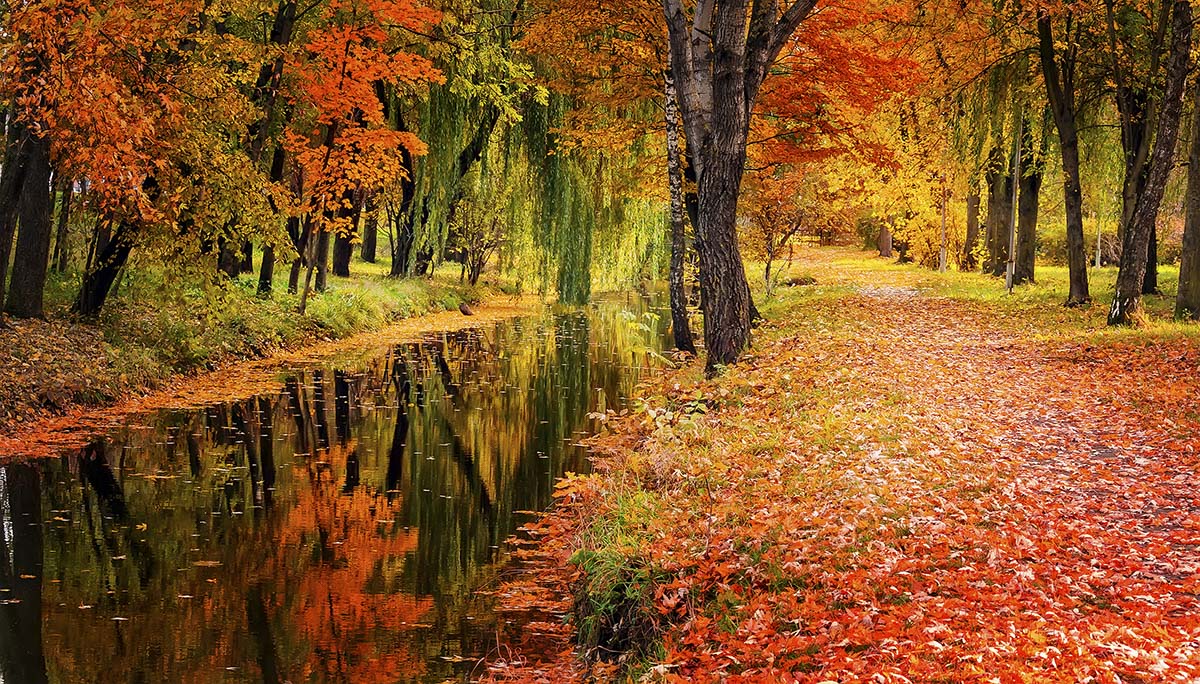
[[399, 80, 489, 273], [507, 92, 669, 304], [392, 44, 668, 302]]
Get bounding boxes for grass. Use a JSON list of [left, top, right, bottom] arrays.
[[23, 255, 504, 415], [749, 246, 1200, 344]]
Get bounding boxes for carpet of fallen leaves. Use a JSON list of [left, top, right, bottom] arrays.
[[0, 301, 532, 458], [486, 274, 1200, 682], [0, 315, 118, 429]]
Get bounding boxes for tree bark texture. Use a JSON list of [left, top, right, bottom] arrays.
[[258, 245, 275, 296], [1014, 123, 1043, 285], [332, 233, 353, 277], [983, 145, 1012, 277], [0, 121, 28, 307], [360, 198, 379, 263], [5, 128, 53, 318], [1177, 73, 1200, 319], [315, 228, 330, 292], [664, 66, 697, 354]]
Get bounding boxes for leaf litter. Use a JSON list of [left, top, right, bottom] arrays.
[[485, 274, 1200, 682]]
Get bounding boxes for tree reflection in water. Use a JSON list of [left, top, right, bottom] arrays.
[[0, 294, 666, 683]]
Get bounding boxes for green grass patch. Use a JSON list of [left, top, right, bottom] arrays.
[[40, 256, 504, 393]]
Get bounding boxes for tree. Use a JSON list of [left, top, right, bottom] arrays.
[[1178, 72, 1200, 319], [663, 0, 818, 371], [665, 65, 698, 354], [1108, 0, 1190, 325], [741, 170, 805, 298], [1037, 5, 1093, 305], [1013, 117, 1045, 286], [283, 0, 442, 312], [4, 129, 53, 318], [447, 171, 507, 286], [1104, 0, 1181, 295]]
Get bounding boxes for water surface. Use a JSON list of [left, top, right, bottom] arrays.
[[0, 295, 666, 683]]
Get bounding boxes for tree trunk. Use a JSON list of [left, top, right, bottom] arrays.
[[663, 0, 817, 373], [239, 240, 254, 274], [664, 66, 697, 354], [84, 218, 111, 276], [1014, 126, 1042, 285], [1177, 72, 1200, 319], [332, 233, 352, 277], [258, 245, 275, 296], [983, 145, 1012, 277], [0, 121, 28, 306], [1038, 10, 1091, 305], [962, 187, 981, 270], [5, 129, 54, 318], [1143, 223, 1159, 293], [877, 223, 893, 258], [288, 257, 303, 294], [360, 200, 379, 263], [258, 145, 288, 297], [73, 222, 134, 319], [1110, 0, 1190, 325], [52, 178, 73, 272], [314, 229, 330, 292], [390, 213, 415, 277], [298, 221, 319, 315], [217, 238, 240, 278], [695, 153, 752, 370]]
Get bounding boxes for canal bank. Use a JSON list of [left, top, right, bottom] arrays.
[[0, 271, 499, 437]]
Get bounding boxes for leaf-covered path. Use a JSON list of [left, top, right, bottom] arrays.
[[488, 253, 1200, 682]]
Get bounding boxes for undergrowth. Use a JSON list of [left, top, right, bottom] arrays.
[[28, 260, 494, 409]]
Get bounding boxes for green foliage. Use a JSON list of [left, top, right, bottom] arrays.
[[569, 488, 665, 663], [41, 263, 493, 392]]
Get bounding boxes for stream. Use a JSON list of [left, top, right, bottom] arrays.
[[0, 293, 668, 683]]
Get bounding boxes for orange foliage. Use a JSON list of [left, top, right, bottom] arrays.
[[753, 0, 922, 167], [0, 0, 225, 219], [517, 0, 664, 151], [284, 0, 442, 235]]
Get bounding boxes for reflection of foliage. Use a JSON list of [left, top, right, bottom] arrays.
[[27, 296, 667, 683], [272, 442, 431, 683]]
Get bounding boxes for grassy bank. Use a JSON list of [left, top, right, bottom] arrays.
[[1, 259, 504, 431], [746, 246, 1192, 338], [488, 247, 1200, 682]]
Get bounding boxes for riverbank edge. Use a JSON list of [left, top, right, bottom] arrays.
[[0, 291, 537, 457]]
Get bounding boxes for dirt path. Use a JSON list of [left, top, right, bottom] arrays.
[[488, 274, 1200, 682], [0, 300, 533, 459]]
